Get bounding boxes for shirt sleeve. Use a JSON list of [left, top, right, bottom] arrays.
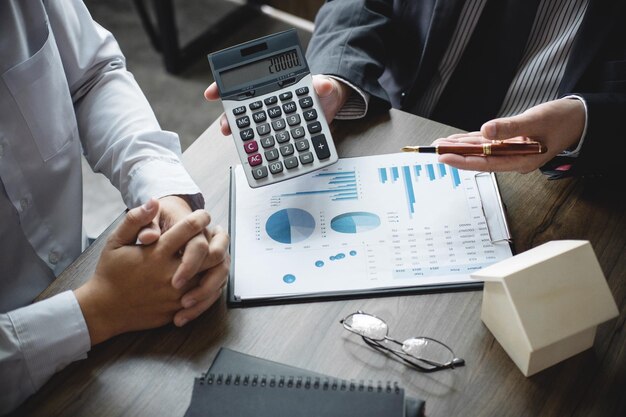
[[0, 291, 90, 414], [46, 0, 202, 209], [326, 75, 371, 120]]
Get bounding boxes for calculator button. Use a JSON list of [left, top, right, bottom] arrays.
[[279, 92, 293, 101], [268, 106, 282, 118], [280, 143, 295, 156], [236, 116, 250, 128], [243, 141, 258, 154], [282, 102, 297, 114], [249, 101, 262, 110], [251, 165, 268, 179], [269, 161, 284, 174], [271, 119, 286, 131], [233, 106, 246, 116], [252, 111, 267, 123], [240, 128, 255, 141], [257, 123, 271, 136], [286, 114, 301, 126], [303, 109, 317, 121], [307, 121, 322, 134], [299, 97, 313, 109], [284, 156, 299, 170], [311, 134, 331, 160], [248, 153, 263, 166], [275, 131, 290, 143], [265, 148, 280, 161], [291, 126, 305, 139], [295, 139, 309, 151], [260, 136, 275, 148], [299, 152, 314, 164], [264, 96, 278, 105], [295, 87, 309, 96]]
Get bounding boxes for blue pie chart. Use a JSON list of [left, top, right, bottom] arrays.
[[265, 208, 316, 244], [330, 212, 381, 234]]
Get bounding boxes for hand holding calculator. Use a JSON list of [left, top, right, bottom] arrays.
[[208, 29, 338, 188]]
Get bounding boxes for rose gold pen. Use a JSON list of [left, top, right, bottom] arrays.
[[401, 140, 546, 156]]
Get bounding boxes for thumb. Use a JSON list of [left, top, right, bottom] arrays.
[[312, 75, 348, 123], [109, 198, 160, 248], [481, 113, 536, 141]]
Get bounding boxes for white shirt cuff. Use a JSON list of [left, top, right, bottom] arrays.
[[559, 95, 588, 157], [7, 291, 91, 391], [325, 75, 370, 120]]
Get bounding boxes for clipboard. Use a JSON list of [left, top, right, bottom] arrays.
[[227, 153, 513, 307]]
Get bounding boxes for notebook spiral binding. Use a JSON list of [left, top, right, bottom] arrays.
[[199, 373, 401, 394]]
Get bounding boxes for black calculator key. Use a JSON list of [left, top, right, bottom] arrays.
[[236, 116, 250, 128], [243, 140, 258, 154], [275, 131, 290, 143], [260, 136, 275, 148], [286, 114, 301, 126], [284, 156, 299, 170], [311, 134, 331, 160], [257, 123, 271, 136], [279, 92, 293, 101], [282, 102, 297, 114], [233, 106, 246, 116], [295, 86, 309, 96], [248, 153, 263, 166], [249, 101, 262, 110], [265, 148, 280, 161], [268, 106, 282, 118], [240, 128, 254, 141], [303, 109, 318, 121], [291, 126, 305, 139], [264, 96, 278, 105], [269, 161, 284, 174], [271, 119, 286, 131], [252, 111, 267, 123], [295, 139, 309, 151], [251, 165, 268, 179], [299, 152, 314, 164], [299, 97, 314, 109], [307, 121, 322, 134], [280, 143, 295, 156]]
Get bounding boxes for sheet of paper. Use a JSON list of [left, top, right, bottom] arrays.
[[232, 153, 512, 300]]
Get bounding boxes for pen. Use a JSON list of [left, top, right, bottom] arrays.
[[402, 141, 547, 156]]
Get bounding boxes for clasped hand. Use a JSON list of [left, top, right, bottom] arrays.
[[75, 197, 229, 345]]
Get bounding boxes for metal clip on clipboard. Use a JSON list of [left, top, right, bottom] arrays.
[[472, 172, 512, 244]]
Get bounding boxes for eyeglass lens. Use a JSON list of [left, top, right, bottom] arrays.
[[342, 313, 388, 340]]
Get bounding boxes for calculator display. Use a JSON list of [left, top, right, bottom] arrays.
[[220, 49, 305, 90]]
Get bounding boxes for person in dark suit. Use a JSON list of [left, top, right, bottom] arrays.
[[205, 0, 625, 177]]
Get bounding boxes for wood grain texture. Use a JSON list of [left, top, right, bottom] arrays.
[[16, 109, 626, 417]]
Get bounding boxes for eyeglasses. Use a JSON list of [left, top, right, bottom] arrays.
[[340, 311, 465, 372]]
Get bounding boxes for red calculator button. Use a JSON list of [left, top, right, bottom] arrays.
[[244, 141, 259, 154], [248, 153, 263, 166]]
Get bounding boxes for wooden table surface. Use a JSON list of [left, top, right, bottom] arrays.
[[15, 109, 626, 417]]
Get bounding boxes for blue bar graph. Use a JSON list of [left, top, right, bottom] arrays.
[[426, 164, 436, 181], [402, 166, 416, 216], [279, 171, 359, 201], [414, 165, 422, 179], [438, 163, 447, 178], [451, 167, 461, 188], [391, 167, 399, 182], [378, 168, 388, 183]]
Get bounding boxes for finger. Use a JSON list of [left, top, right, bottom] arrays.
[[158, 210, 211, 255], [200, 226, 230, 270], [219, 113, 231, 136], [174, 261, 229, 326], [136, 213, 161, 245], [312, 75, 347, 123], [312, 75, 335, 98], [171, 233, 210, 289], [204, 82, 220, 101], [438, 153, 544, 173], [431, 132, 482, 145], [481, 113, 538, 141], [108, 198, 160, 248]]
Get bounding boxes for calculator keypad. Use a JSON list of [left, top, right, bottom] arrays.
[[229, 82, 336, 186]]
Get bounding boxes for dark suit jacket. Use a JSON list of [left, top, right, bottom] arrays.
[[306, 0, 626, 177]]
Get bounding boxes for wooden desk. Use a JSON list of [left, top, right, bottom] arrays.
[[17, 110, 626, 417]]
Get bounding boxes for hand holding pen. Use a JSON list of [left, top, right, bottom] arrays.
[[406, 99, 585, 174]]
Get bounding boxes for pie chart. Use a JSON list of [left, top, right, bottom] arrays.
[[330, 212, 381, 233], [265, 208, 316, 244]]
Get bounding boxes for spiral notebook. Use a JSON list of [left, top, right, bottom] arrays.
[[184, 348, 425, 417]]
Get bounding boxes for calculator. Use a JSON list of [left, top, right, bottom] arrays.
[[208, 29, 338, 188]]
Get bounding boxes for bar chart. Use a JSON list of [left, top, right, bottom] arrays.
[[275, 170, 359, 202]]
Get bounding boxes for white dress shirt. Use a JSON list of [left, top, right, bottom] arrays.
[[0, 0, 202, 413]]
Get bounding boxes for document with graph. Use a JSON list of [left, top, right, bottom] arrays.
[[228, 152, 513, 305]]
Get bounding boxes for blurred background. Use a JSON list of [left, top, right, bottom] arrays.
[[81, 0, 323, 238]]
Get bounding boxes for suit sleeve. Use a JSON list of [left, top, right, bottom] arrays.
[[306, 0, 393, 108]]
